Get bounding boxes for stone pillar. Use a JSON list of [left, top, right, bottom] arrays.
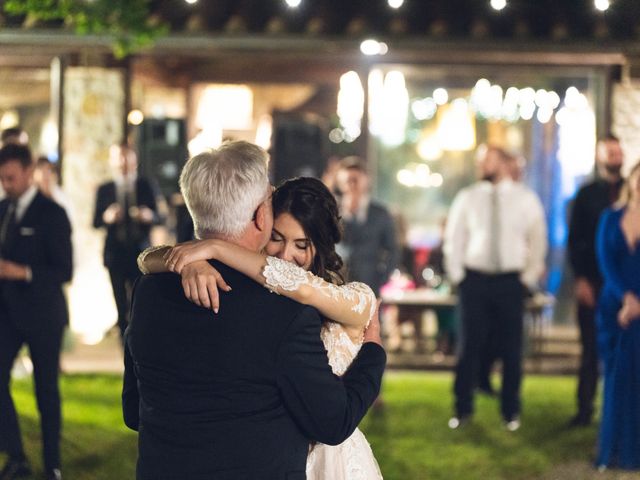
[[612, 82, 640, 172], [62, 67, 125, 344]]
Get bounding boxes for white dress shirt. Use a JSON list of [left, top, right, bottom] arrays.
[[15, 184, 38, 222], [340, 194, 370, 223], [443, 179, 547, 288]]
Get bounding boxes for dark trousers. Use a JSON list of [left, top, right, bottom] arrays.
[[576, 302, 599, 420], [108, 267, 139, 343], [0, 316, 64, 470], [454, 270, 524, 420]]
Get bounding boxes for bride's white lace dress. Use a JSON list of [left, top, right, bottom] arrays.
[[263, 256, 383, 480], [305, 321, 384, 480]]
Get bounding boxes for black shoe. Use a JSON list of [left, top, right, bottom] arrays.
[[0, 457, 32, 480], [45, 468, 62, 480], [448, 414, 471, 429], [568, 414, 591, 428]]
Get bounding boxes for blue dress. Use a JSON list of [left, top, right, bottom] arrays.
[[595, 207, 640, 470]]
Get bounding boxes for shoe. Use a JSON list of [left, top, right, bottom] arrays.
[[448, 415, 471, 429], [568, 414, 591, 428], [0, 457, 32, 480], [45, 468, 62, 480], [504, 416, 521, 432]]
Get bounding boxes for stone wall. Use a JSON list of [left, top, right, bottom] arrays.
[[612, 82, 640, 171], [62, 67, 125, 344]]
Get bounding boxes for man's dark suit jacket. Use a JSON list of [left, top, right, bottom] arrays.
[[0, 192, 72, 333], [341, 201, 399, 295], [123, 262, 386, 480], [92, 177, 157, 270], [568, 178, 623, 286]]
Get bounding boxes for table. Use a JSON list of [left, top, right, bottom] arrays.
[[380, 288, 555, 356]]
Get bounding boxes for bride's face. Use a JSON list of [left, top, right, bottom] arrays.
[[265, 212, 316, 270]]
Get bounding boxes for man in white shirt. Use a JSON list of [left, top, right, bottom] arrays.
[[444, 145, 547, 431]]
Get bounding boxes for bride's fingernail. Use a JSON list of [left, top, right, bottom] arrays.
[[226, 286, 232, 291], [214, 307, 219, 314]]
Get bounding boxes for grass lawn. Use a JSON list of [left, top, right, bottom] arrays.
[[2, 371, 625, 480]]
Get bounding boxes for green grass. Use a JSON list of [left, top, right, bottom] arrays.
[[3, 372, 601, 479]]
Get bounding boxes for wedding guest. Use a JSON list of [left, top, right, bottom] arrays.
[[0, 144, 72, 480], [93, 144, 159, 343], [594, 161, 640, 471], [567, 134, 624, 427], [335, 156, 399, 296], [444, 145, 547, 431], [34, 156, 74, 224]]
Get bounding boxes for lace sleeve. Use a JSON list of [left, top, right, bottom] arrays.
[[262, 256, 377, 330]]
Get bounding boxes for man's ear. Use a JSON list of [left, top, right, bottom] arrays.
[[254, 201, 268, 232]]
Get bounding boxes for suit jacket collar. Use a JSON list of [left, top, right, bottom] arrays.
[[18, 190, 46, 226]]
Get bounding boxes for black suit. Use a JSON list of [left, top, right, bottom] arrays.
[[0, 192, 72, 471], [93, 177, 158, 340], [340, 202, 399, 295], [567, 178, 622, 422], [123, 263, 386, 480]]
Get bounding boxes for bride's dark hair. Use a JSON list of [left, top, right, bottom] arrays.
[[272, 177, 345, 285]]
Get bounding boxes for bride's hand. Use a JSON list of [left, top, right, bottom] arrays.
[[181, 261, 231, 313], [164, 240, 219, 274]]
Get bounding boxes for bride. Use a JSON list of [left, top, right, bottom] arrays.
[[139, 176, 383, 480]]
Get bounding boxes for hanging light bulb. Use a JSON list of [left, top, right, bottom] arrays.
[[490, 0, 507, 11], [184, 0, 198, 4], [594, 0, 610, 11], [388, 0, 404, 8], [285, 0, 302, 7]]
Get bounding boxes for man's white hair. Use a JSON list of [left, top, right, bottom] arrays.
[[180, 141, 270, 239]]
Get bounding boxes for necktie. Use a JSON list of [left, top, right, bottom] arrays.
[[488, 185, 501, 272], [0, 202, 17, 257]]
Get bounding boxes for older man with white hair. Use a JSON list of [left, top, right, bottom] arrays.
[[122, 140, 386, 480]]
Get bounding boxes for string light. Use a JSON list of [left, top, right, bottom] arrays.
[[594, 0, 610, 11], [490, 0, 507, 11], [360, 39, 388, 56], [285, 0, 302, 7], [184, 0, 198, 4], [388, 0, 405, 8]]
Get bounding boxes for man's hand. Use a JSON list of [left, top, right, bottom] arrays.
[[132, 206, 154, 224], [0, 260, 29, 281], [575, 277, 596, 308], [363, 300, 383, 347], [103, 203, 123, 224]]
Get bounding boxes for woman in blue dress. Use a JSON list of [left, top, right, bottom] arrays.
[[595, 161, 640, 470]]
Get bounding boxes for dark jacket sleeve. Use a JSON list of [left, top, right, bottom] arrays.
[[276, 306, 386, 446], [122, 330, 140, 431], [31, 205, 72, 286], [93, 184, 109, 229], [567, 189, 589, 278], [379, 208, 400, 283]]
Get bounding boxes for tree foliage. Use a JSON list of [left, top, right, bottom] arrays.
[[4, 0, 169, 57]]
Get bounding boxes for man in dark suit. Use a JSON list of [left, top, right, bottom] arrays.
[[567, 134, 624, 427], [93, 144, 158, 343], [0, 144, 72, 480], [123, 141, 386, 479], [335, 156, 399, 296]]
